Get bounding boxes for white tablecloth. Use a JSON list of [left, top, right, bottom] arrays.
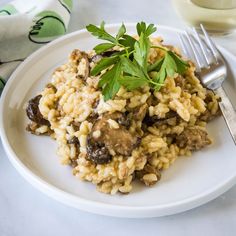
[[1, 0, 236, 235]]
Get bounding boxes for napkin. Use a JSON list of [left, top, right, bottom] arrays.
[[0, 0, 73, 93]]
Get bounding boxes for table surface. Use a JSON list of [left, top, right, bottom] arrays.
[[1, 0, 236, 235]]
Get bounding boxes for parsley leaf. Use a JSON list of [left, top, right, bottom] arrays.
[[120, 57, 145, 78], [118, 76, 148, 90], [116, 23, 126, 40], [133, 32, 150, 70], [164, 52, 177, 77], [120, 57, 151, 91], [136, 22, 157, 37], [99, 61, 122, 100], [94, 43, 115, 54], [119, 34, 136, 49], [91, 56, 119, 76], [147, 58, 164, 72], [150, 51, 188, 90], [168, 51, 189, 74], [86, 21, 117, 44]]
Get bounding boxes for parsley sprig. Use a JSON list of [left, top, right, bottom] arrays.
[[86, 21, 189, 101]]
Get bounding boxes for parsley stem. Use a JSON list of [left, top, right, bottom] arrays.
[[128, 49, 135, 57], [147, 78, 160, 85], [117, 43, 129, 57], [151, 45, 168, 51], [145, 74, 163, 87]]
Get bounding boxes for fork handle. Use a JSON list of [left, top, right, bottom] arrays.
[[215, 86, 236, 145]]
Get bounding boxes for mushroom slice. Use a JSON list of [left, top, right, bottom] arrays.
[[87, 136, 112, 165], [71, 49, 90, 80], [87, 112, 140, 164], [26, 95, 50, 126], [176, 127, 211, 151]]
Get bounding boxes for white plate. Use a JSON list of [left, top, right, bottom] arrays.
[[1, 24, 236, 218]]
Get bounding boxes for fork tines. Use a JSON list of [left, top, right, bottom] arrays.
[[179, 24, 221, 70]]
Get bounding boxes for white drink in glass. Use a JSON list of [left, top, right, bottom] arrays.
[[172, 0, 236, 34]]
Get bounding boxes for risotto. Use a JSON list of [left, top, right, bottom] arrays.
[[26, 35, 220, 194]]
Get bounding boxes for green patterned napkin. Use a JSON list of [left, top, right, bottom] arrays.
[[0, 0, 73, 93]]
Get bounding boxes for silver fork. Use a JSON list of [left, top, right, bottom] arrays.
[[179, 24, 236, 145]]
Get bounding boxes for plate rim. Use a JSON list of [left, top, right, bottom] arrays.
[[1, 23, 236, 218]]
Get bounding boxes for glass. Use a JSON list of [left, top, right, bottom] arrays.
[[172, 0, 236, 35]]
